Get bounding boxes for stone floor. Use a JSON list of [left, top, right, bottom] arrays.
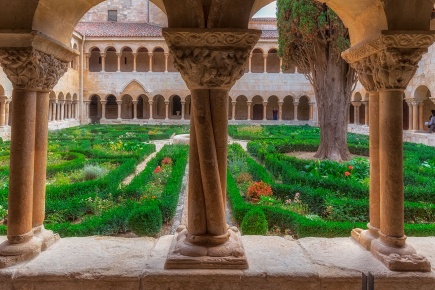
[[0, 235, 434, 290]]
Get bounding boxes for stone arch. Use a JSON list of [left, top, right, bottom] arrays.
[[282, 95, 295, 120], [120, 47, 134, 72], [153, 94, 166, 119], [121, 80, 148, 100], [236, 95, 248, 120], [121, 94, 133, 119], [414, 85, 434, 130], [266, 95, 279, 120], [298, 95, 310, 121], [72, 93, 78, 101], [266, 48, 280, 73], [105, 46, 118, 72], [58, 92, 65, 101], [89, 47, 102, 72], [137, 47, 150, 72], [353, 92, 363, 102], [49, 91, 56, 100], [105, 95, 118, 119], [89, 94, 101, 123], [252, 95, 264, 120], [153, 47, 166, 72], [251, 48, 264, 73], [169, 95, 182, 119], [138, 94, 150, 119], [65, 93, 72, 101]]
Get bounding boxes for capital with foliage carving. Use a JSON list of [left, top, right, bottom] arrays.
[[343, 33, 435, 91], [0, 48, 69, 91], [163, 29, 261, 90]]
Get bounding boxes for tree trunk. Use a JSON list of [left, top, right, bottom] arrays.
[[313, 51, 354, 161]]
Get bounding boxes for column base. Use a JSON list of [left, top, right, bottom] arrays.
[[371, 238, 431, 272], [0, 237, 42, 269], [351, 223, 379, 250], [33, 225, 60, 251], [165, 225, 248, 269]]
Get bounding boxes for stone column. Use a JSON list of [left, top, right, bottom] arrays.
[[133, 52, 137, 72], [5, 101, 10, 126], [0, 96, 6, 127], [60, 101, 65, 121], [419, 102, 424, 130], [247, 101, 252, 120], [263, 53, 267, 73], [51, 101, 57, 121], [101, 101, 107, 120], [231, 101, 236, 120], [73, 101, 78, 119], [352, 101, 362, 125], [148, 53, 153, 72], [84, 101, 91, 123], [406, 99, 413, 130], [294, 101, 299, 121], [116, 53, 121, 72], [101, 53, 106, 72], [412, 100, 420, 131], [344, 33, 434, 272], [262, 102, 267, 120], [278, 101, 283, 121], [164, 52, 169, 73], [163, 28, 260, 269], [181, 101, 186, 120], [279, 58, 283, 74], [132, 100, 138, 120], [164, 101, 169, 120], [147, 101, 153, 120], [0, 48, 68, 268], [116, 100, 122, 120], [248, 53, 252, 73], [362, 100, 369, 126], [68, 101, 72, 119]]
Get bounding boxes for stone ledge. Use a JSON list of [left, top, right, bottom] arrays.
[[0, 235, 434, 289]]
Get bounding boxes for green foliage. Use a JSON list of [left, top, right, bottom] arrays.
[[128, 204, 162, 236], [241, 208, 268, 235], [83, 164, 109, 181]]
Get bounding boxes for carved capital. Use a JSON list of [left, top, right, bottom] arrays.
[[0, 48, 68, 91], [343, 33, 435, 91], [163, 29, 261, 90]]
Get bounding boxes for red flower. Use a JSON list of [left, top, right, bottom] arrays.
[[154, 166, 162, 173], [348, 165, 353, 170], [344, 171, 351, 177], [162, 157, 172, 165]]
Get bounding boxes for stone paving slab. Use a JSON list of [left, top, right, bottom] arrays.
[[1, 235, 435, 289]]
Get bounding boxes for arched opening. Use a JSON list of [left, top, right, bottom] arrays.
[[251, 48, 264, 73], [266, 49, 280, 73], [252, 95, 264, 120], [106, 95, 118, 119], [170, 95, 182, 118], [298, 96, 310, 121], [359, 103, 366, 125], [282, 95, 294, 120], [403, 99, 409, 130], [266, 95, 279, 120], [153, 95, 166, 119], [105, 47, 118, 72], [153, 47, 165, 72], [89, 48, 102, 72], [89, 95, 101, 123], [415, 85, 434, 130], [121, 94, 133, 119], [120, 47, 134, 72], [137, 47, 150, 72], [185, 95, 192, 119], [137, 95, 149, 119], [236, 95, 248, 120], [349, 105, 355, 124]]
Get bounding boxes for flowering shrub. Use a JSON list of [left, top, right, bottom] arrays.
[[154, 166, 162, 173], [161, 157, 172, 165], [247, 181, 273, 199], [236, 172, 253, 184], [344, 171, 351, 177]]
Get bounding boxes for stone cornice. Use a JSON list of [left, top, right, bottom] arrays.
[[342, 31, 435, 64]]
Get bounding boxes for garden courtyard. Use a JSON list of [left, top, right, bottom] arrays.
[[1, 124, 435, 289]]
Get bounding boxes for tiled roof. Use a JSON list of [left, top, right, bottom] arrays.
[[75, 22, 278, 39], [251, 17, 277, 22], [75, 22, 162, 37]]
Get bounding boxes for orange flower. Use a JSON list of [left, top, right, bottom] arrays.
[[348, 165, 353, 170], [154, 166, 162, 173], [344, 171, 351, 177]]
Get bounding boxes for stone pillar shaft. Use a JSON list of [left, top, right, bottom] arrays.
[[133, 53, 137, 72], [117, 53, 121, 72], [247, 102, 251, 120], [408, 103, 413, 130], [101, 102, 106, 119], [412, 102, 419, 131], [0, 97, 5, 126], [149, 53, 153, 72], [231, 101, 236, 120], [263, 54, 267, 73], [149, 102, 153, 120], [419, 103, 424, 130], [294, 102, 299, 121], [278, 102, 283, 121], [101, 54, 106, 72], [263, 102, 267, 120], [117, 101, 122, 119], [164, 53, 169, 73], [165, 101, 169, 120], [181, 102, 185, 120], [133, 101, 138, 120]]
